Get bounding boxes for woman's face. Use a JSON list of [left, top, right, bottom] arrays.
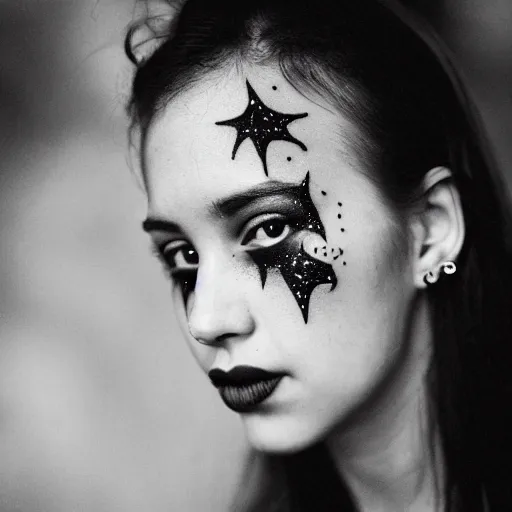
[[143, 65, 419, 453]]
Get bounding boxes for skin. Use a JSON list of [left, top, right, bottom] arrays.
[[142, 63, 465, 511]]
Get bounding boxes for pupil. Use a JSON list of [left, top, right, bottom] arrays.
[[185, 249, 198, 264], [264, 220, 285, 238]]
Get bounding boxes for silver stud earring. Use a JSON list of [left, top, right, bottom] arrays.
[[423, 270, 438, 285], [423, 261, 457, 286], [440, 261, 457, 276]]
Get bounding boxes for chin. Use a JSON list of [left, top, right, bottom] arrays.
[[241, 412, 326, 454]]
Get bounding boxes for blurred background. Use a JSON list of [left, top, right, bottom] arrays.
[[0, 1, 510, 511]]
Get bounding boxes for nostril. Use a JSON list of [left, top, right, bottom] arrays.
[[192, 331, 239, 346], [215, 332, 238, 344]]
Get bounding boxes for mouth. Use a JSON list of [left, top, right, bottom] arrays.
[[208, 366, 285, 413]]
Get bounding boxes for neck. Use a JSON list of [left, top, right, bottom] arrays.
[[326, 299, 444, 512]]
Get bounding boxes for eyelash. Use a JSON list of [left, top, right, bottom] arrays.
[[240, 214, 292, 247], [156, 243, 198, 279], [154, 214, 297, 278]]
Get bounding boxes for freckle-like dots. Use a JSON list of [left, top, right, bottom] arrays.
[[333, 247, 344, 261], [335, 200, 346, 234]]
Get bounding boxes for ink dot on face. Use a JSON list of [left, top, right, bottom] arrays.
[[272, 85, 277, 90], [314, 248, 318, 254], [287, 156, 292, 162], [338, 202, 342, 207], [341, 228, 345, 232], [339, 248, 344, 255], [338, 214, 342, 219], [343, 261, 347, 266], [321, 191, 327, 196]]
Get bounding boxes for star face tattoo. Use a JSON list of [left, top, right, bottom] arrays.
[[248, 172, 337, 323], [216, 80, 308, 175]]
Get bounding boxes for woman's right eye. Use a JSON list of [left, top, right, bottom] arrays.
[[162, 243, 199, 271]]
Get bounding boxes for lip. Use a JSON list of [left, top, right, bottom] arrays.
[[208, 366, 284, 412]]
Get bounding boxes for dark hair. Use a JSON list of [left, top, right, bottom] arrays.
[[126, 1, 512, 510]]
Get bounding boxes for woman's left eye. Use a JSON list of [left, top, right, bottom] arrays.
[[160, 243, 199, 272], [241, 217, 292, 247]]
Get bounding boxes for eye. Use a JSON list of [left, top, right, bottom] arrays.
[[162, 242, 199, 271], [241, 216, 292, 248]]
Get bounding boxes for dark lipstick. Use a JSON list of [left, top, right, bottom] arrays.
[[208, 366, 284, 412]]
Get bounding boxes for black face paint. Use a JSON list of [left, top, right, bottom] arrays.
[[248, 172, 337, 323], [215, 80, 308, 176], [179, 271, 197, 305], [162, 247, 198, 305]]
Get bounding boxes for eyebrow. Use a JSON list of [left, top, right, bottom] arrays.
[[142, 180, 300, 233], [142, 218, 182, 233], [210, 180, 300, 217]]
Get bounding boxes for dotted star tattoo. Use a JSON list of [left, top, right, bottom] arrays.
[[215, 80, 308, 175]]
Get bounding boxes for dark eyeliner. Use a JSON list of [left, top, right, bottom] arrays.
[[240, 215, 294, 246], [150, 243, 197, 284], [232, 193, 305, 239]]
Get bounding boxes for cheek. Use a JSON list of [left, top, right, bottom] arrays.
[[186, 339, 212, 372], [297, 219, 412, 358], [286, 274, 412, 418]]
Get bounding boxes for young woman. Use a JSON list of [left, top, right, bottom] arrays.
[[125, 0, 512, 510]]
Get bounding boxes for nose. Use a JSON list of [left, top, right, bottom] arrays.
[[187, 263, 256, 346]]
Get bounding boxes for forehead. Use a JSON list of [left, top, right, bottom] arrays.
[[144, 64, 358, 220]]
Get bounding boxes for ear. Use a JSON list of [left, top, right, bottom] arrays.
[[410, 166, 465, 289]]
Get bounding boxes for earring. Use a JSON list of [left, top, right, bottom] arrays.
[[423, 270, 438, 285], [440, 261, 457, 276], [423, 261, 457, 286]]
